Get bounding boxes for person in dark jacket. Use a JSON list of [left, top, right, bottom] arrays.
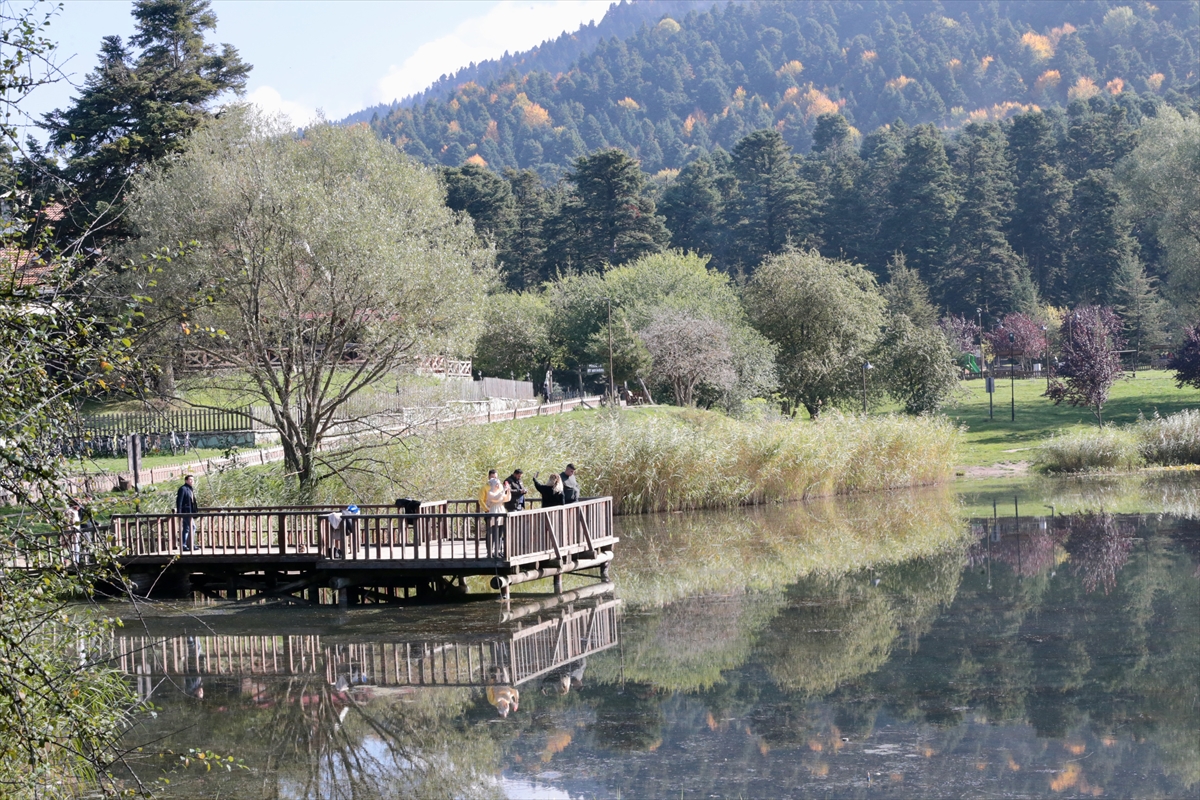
[[504, 469, 528, 511], [176, 475, 199, 551], [533, 472, 564, 507], [560, 463, 580, 504]]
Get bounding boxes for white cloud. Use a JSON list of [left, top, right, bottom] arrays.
[[376, 0, 611, 103], [246, 85, 319, 126]]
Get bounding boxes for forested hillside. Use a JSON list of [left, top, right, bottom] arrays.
[[370, 0, 1197, 175]]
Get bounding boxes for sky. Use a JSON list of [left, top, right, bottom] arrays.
[[17, 0, 614, 136]]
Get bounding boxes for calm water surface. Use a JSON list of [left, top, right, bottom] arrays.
[[109, 480, 1200, 798]]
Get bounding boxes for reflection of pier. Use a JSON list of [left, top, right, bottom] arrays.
[[112, 592, 621, 692]]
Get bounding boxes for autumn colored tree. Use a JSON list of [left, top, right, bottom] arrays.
[[1045, 305, 1125, 425], [984, 312, 1049, 369]]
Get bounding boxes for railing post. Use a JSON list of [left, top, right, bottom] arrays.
[[278, 513, 287, 555]]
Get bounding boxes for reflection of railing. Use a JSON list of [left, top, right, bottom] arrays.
[[110, 599, 621, 688], [108, 497, 616, 565]]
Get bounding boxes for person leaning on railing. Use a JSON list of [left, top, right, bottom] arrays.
[[176, 475, 199, 551]]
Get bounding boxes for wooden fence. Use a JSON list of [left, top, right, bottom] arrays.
[[81, 406, 265, 437]]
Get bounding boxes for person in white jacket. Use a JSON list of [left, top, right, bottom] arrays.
[[479, 470, 511, 557]]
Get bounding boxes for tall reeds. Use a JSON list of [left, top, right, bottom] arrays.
[[345, 408, 960, 514], [1037, 409, 1200, 473]]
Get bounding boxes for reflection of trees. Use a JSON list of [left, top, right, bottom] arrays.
[[1063, 513, 1135, 594], [590, 591, 785, 693], [125, 679, 502, 799], [756, 551, 964, 701]]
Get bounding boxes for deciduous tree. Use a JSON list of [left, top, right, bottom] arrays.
[[745, 249, 885, 417], [126, 109, 489, 491], [640, 310, 736, 406], [1045, 305, 1125, 425]]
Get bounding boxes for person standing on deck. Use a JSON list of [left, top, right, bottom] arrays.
[[560, 464, 580, 504], [532, 472, 564, 507], [176, 475, 199, 551], [504, 469, 527, 511], [480, 470, 511, 557]]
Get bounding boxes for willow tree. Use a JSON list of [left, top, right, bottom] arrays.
[[127, 109, 489, 491]]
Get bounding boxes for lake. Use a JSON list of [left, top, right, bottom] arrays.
[[106, 476, 1199, 798]]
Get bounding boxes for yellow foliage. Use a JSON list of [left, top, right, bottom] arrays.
[[447, 120, 461, 134], [1050, 762, 1081, 792], [1021, 31, 1054, 61], [655, 17, 681, 34], [783, 84, 841, 123], [1106, 77, 1125, 94], [948, 58, 962, 71], [457, 81, 483, 98], [937, 15, 959, 28], [776, 60, 804, 77], [862, 49, 877, 62], [540, 730, 572, 761], [483, 119, 499, 141], [967, 101, 1040, 123], [511, 93, 552, 127], [1048, 23, 1077, 46], [448, 98, 460, 112], [980, 55, 994, 73], [1068, 76, 1100, 100], [733, 86, 747, 101], [617, 96, 641, 111], [1034, 70, 1062, 94], [886, 75, 914, 91], [1146, 72, 1164, 91], [464, 154, 487, 167]]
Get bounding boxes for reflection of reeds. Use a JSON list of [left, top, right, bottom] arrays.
[[612, 486, 966, 609], [319, 409, 958, 515]]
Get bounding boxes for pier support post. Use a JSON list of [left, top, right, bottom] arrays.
[[338, 587, 348, 608], [553, 574, 563, 594], [600, 560, 610, 581]]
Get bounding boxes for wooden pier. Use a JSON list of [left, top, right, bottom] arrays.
[[108, 497, 617, 602]]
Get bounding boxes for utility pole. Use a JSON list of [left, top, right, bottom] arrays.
[[861, 362, 873, 413], [607, 297, 615, 403], [1009, 332, 1016, 422]]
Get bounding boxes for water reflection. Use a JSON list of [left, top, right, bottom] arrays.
[[111, 484, 1200, 798]]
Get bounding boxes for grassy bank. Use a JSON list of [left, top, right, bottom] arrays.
[[1038, 409, 1200, 472], [943, 370, 1199, 468]]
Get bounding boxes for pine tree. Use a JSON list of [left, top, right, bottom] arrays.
[[1111, 252, 1167, 367], [725, 128, 816, 272], [1007, 111, 1073, 303], [941, 122, 1025, 314], [443, 163, 520, 286], [503, 168, 551, 287], [41, 0, 250, 239], [882, 124, 956, 286], [550, 148, 667, 272], [659, 157, 723, 257], [1067, 170, 1133, 305], [882, 253, 938, 328]]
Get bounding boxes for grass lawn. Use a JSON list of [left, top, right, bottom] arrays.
[[70, 447, 238, 474], [942, 368, 1200, 468]]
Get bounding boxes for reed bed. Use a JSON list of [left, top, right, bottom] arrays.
[[1037, 409, 1200, 473], [347, 408, 959, 515]]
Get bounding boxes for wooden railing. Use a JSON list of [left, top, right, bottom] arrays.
[[108, 497, 614, 563], [108, 599, 621, 689]]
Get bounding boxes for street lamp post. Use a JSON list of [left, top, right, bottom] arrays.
[[1009, 331, 1016, 422], [861, 361, 873, 413]]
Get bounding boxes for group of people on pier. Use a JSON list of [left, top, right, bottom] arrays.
[[481, 463, 580, 513]]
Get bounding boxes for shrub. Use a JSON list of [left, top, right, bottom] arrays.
[[1037, 427, 1144, 473], [1135, 409, 1200, 466]]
